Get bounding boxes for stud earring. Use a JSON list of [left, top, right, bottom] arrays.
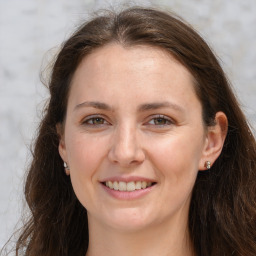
[[205, 161, 211, 170], [64, 162, 70, 175], [64, 162, 70, 170]]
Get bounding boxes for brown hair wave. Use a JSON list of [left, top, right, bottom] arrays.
[[3, 6, 256, 256]]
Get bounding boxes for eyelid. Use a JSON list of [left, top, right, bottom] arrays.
[[145, 114, 174, 126], [81, 114, 111, 126], [80, 114, 174, 127]]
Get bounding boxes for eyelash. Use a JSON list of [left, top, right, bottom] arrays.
[[81, 114, 174, 128], [146, 115, 173, 127], [82, 115, 110, 126]]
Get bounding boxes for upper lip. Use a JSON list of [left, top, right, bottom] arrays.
[[100, 176, 156, 183]]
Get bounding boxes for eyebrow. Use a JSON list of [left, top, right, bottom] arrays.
[[138, 102, 185, 113], [74, 101, 184, 114], [74, 101, 113, 111]]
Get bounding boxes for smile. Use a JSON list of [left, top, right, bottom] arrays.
[[104, 181, 155, 191]]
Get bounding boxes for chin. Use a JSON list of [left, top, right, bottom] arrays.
[[102, 208, 157, 232]]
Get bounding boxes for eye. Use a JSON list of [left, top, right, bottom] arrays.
[[82, 115, 110, 126], [147, 115, 173, 126], [87, 117, 105, 125]]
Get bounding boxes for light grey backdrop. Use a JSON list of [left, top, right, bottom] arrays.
[[0, 0, 255, 247]]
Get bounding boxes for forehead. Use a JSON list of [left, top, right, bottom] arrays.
[[74, 43, 192, 80], [68, 43, 200, 112]]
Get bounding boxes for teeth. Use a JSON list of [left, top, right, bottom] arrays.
[[106, 181, 113, 189], [135, 181, 142, 190], [127, 181, 135, 191], [141, 181, 147, 189], [119, 181, 126, 191], [104, 181, 154, 191], [113, 181, 119, 190]]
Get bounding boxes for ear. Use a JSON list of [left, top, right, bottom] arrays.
[[56, 123, 69, 174], [199, 112, 228, 170]]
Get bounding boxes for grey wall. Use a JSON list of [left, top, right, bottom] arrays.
[[1, 0, 255, 247]]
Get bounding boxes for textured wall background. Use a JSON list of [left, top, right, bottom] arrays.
[[0, 0, 255, 248]]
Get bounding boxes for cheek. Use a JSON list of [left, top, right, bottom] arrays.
[[65, 133, 109, 204], [148, 132, 204, 182], [67, 132, 108, 172]]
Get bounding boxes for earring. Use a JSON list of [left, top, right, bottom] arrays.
[[64, 162, 70, 175], [205, 161, 211, 170], [64, 162, 70, 170]]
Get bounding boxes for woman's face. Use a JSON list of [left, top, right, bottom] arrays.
[[59, 44, 210, 232]]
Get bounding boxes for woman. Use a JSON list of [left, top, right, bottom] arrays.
[[5, 6, 256, 256]]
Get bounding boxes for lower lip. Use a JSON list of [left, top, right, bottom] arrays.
[[101, 183, 155, 200]]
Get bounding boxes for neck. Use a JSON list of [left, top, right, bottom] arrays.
[[86, 214, 194, 256]]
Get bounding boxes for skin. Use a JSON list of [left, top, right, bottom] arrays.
[[58, 44, 227, 256]]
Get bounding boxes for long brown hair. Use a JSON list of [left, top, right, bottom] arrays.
[[3, 6, 256, 256]]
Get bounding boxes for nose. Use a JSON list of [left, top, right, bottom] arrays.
[[108, 124, 145, 167]]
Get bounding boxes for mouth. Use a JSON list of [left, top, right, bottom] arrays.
[[102, 181, 156, 192]]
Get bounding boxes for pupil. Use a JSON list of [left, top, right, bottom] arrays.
[[94, 118, 103, 124], [155, 118, 165, 125]]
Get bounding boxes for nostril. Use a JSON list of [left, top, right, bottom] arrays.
[[107, 133, 145, 166]]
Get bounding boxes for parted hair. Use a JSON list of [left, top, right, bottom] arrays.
[[3, 6, 256, 256]]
